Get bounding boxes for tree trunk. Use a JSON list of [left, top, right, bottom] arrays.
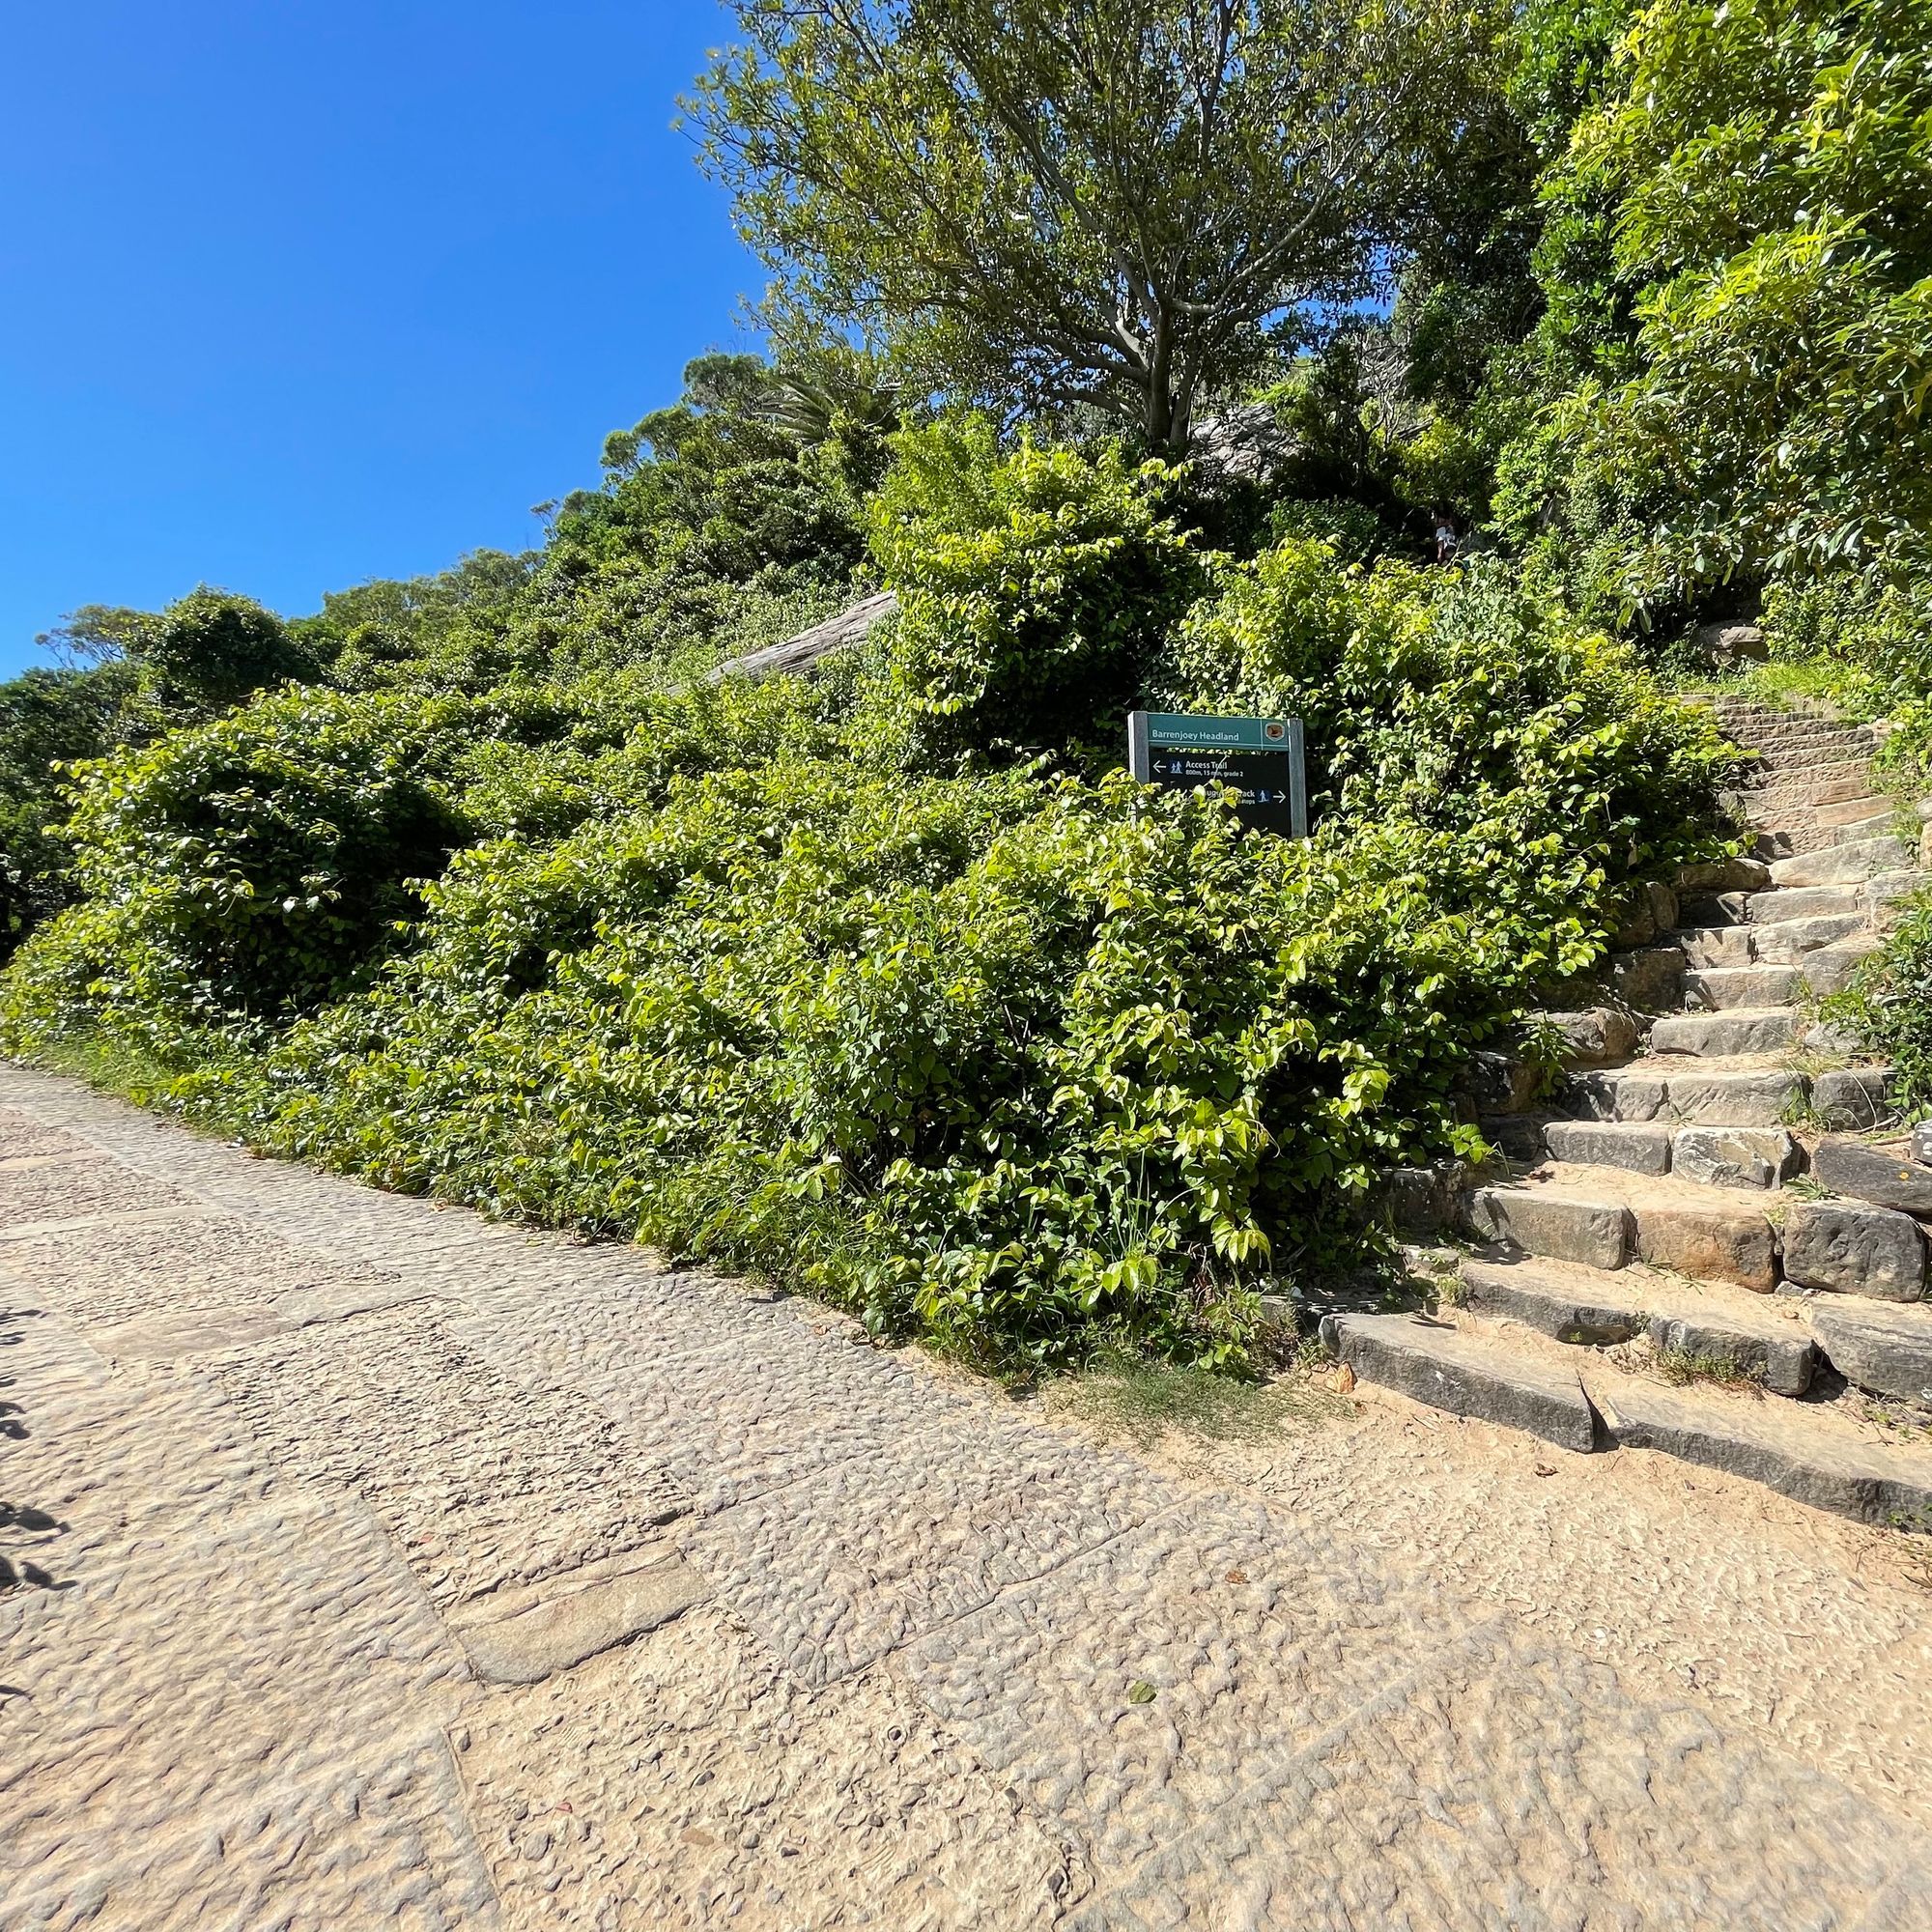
[[1144, 307, 1179, 452]]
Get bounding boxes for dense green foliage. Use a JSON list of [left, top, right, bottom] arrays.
[[691, 0, 1515, 447], [1840, 893, 1932, 1113], [2, 504, 1728, 1374], [1500, 0, 1932, 619], [7, 0, 1927, 1371], [872, 422, 1205, 760]]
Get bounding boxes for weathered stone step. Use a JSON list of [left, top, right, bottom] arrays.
[[1769, 836, 1916, 889], [1806, 1298, 1932, 1406], [1675, 924, 1753, 969], [1810, 1137, 1932, 1216], [1570, 1064, 1805, 1128], [1535, 1121, 1800, 1189], [1811, 1065, 1900, 1130], [1589, 1376, 1932, 1529], [1650, 1009, 1800, 1057], [1465, 1166, 1779, 1289], [1782, 1197, 1928, 1301], [1814, 810, 1900, 848], [1801, 940, 1885, 997], [1541, 1121, 1673, 1176], [1319, 1311, 1598, 1450], [1682, 965, 1802, 1009], [1460, 1255, 1817, 1394], [1814, 793, 1895, 829], [1326, 1305, 1932, 1525], [1744, 771, 1881, 810], [1748, 911, 1872, 961], [1749, 883, 1864, 923]]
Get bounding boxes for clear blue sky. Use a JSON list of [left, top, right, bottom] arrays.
[[0, 1, 761, 677]]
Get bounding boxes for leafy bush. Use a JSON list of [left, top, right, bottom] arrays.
[[1, 691, 475, 1054], [202, 752, 1664, 1378], [869, 419, 1205, 761], [1832, 890, 1932, 1115], [1163, 539, 1735, 876], [0, 661, 148, 956], [133, 588, 326, 712], [1500, 0, 1932, 615]]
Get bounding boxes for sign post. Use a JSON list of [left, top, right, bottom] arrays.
[[1127, 712, 1308, 838]]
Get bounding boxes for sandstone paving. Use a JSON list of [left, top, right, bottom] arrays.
[[682, 1429, 1174, 1686], [5, 1063, 1932, 1927], [196, 1299, 692, 1611], [3, 1209, 404, 1330]]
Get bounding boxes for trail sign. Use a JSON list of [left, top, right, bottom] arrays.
[[1127, 711, 1308, 838]]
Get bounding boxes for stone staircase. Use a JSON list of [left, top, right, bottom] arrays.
[[1326, 697, 1932, 1529]]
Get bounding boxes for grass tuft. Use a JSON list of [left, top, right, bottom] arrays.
[[1047, 1341, 1349, 1448]]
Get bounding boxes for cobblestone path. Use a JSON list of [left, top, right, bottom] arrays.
[[3, 1065, 1930, 1929]]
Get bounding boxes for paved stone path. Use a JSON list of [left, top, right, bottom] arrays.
[[3, 1065, 1930, 1929]]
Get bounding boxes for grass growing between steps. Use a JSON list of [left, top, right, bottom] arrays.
[[1653, 1345, 1766, 1393], [1044, 1340, 1348, 1448]]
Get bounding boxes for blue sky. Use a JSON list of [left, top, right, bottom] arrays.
[[0, 1, 761, 677]]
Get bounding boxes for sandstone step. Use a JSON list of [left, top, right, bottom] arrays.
[[1569, 1065, 1805, 1128], [1814, 794, 1894, 829], [1681, 965, 1802, 1010], [1806, 1298, 1932, 1407], [1781, 1197, 1928, 1302], [1541, 1121, 1672, 1176], [1867, 867, 1925, 911], [1812, 1065, 1899, 1130], [1750, 772, 1882, 810], [1649, 1009, 1800, 1057], [1748, 883, 1863, 923], [1535, 1120, 1801, 1189], [1460, 1255, 1816, 1394], [1815, 810, 1899, 848], [1588, 1376, 1932, 1529], [1748, 911, 1870, 961], [1675, 924, 1753, 970], [1466, 1166, 1779, 1290], [1320, 1311, 1598, 1451], [1751, 750, 1874, 775], [1769, 836, 1916, 888], [1668, 1124, 1802, 1189], [1810, 1137, 1932, 1216], [1463, 1182, 1630, 1270], [1800, 940, 1884, 997]]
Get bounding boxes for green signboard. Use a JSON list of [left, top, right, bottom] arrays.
[[1127, 711, 1308, 838]]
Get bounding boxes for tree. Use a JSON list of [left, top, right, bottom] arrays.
[[690, 0, 1507, 450], [38, 587, 320, 714]]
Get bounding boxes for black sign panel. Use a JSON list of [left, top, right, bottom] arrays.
[[1127, 712, 1308, 838]]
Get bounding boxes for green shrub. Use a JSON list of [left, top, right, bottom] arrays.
[[1163, 541, 1736, 878], [0, 690, 475, 1054], [869, 418, 1205, 762], [206, 758, 1623, 1378], [134, 588, 326, 712], [1501, 0, 1932, 615], [1831, 890, 1932, 1115]]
